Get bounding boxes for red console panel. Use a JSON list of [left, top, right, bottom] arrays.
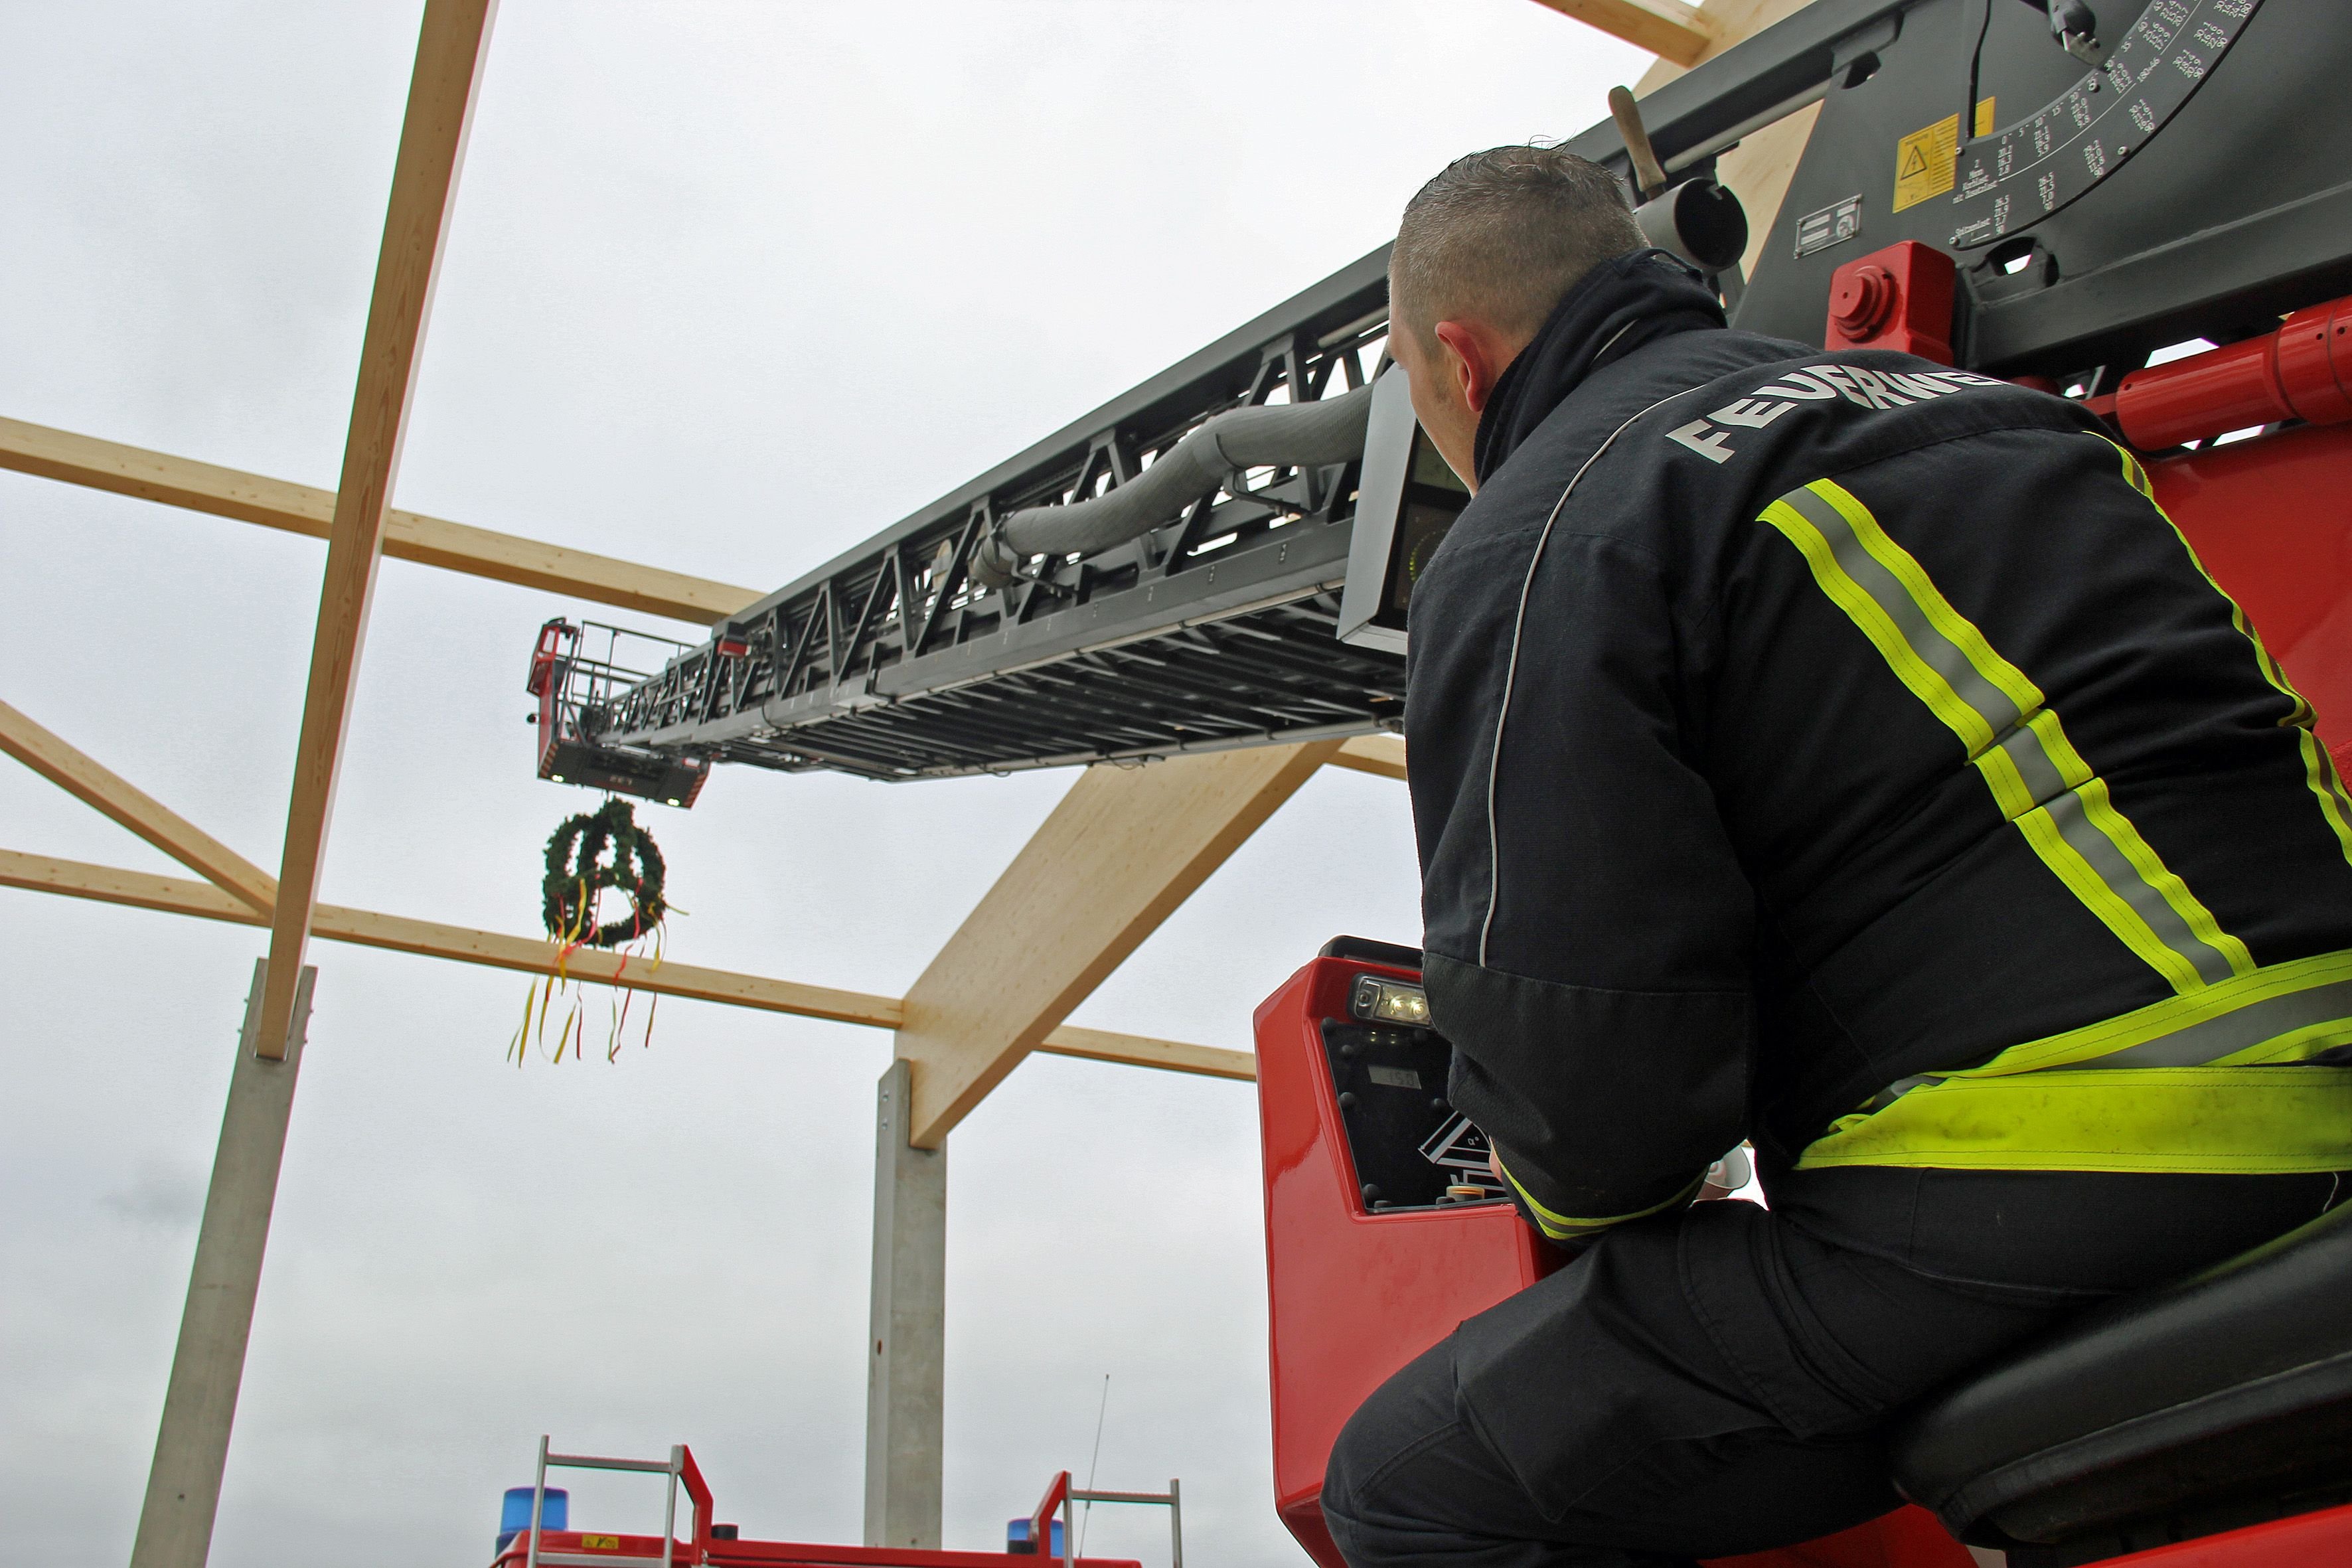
[[1257, 954, 1558, 1567], [1253, 953, 1973, 1568]]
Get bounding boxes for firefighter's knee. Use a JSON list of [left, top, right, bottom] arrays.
[[1319, 1340, 1462, 1564]]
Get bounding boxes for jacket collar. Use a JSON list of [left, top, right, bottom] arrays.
[[1472, 248, 1727, 485]]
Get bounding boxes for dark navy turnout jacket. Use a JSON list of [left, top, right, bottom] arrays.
[[1404, 250, 2352, 1259]]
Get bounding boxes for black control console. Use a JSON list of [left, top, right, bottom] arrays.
[[1313, 937, 1510, 1214]]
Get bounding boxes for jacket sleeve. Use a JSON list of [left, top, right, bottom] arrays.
[[1407, 520, 1755, 1247]]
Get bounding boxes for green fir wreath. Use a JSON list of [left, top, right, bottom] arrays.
[[541, 798, 667, 949]]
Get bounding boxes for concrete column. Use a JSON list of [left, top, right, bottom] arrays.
[[129, 958, 317, 1568], [864, 1058, 947, 1550]]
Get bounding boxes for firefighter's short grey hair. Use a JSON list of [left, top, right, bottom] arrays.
[[1389, 145, 1642, 351]]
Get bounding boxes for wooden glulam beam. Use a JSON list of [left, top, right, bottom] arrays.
[[252, 0, 500, 1061], [0, 848, 1245, 1078], [1632, 0, 1816, 86], [0, 699, 278, 914], [896, 740, 1336, 1147], [1327, 733, 1406, 782], [1034, 1024, 1257, 1083], [0, 418, 760, 627], [0, 847, 895, 1021], [1528, 0, 1717, 66], [0, 689, 1253, 1076], [1, 848, 260, 926], [317, 900, 902, 1028], [1631, 0, 1830, 281]]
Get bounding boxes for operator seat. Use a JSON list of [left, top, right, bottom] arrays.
[[1889, 1199, 2352, 1565]]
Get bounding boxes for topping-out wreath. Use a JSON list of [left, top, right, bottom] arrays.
[[542, 797, 667, 948], [512, 798, 673, 1065]]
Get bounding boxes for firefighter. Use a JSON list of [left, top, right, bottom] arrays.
[[1319, 145, 2352, 1568]]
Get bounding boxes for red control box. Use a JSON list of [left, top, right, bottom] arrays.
[[1256, 951, 1558, 1566], [1824, 240, 1958, 364]]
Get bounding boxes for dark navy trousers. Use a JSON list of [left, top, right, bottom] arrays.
[[1320, 1172, 2343, 1568]]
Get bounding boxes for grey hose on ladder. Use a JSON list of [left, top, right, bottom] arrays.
[[969, 381, 1377, 589]]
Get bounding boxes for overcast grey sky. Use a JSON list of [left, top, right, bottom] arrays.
[[0, 5, 1649, 1563]]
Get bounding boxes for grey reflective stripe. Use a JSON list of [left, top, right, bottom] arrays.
[[1774, 481, 2241, 989], [2098, 976, 2352, 1068], [1865, 975, 2352, 1113], [1865, 1072, 1944, 1111], [1995, 722, 2237, 986], [2043, 785, 2236, 986], [1779, 486, 2021, 734], [1995, 724, 2057, 794], [1478, 388, 1695, 967]]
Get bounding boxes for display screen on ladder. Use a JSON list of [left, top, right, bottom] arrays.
[[1334, 372, 1470, 656]]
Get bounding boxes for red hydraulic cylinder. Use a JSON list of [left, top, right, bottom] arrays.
[[2115, 294, 2352, 449]]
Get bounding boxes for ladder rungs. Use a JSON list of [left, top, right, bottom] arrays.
[[544, 1451, 676, 1474]]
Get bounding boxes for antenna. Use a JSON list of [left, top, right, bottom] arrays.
[[1078, 1374, 1111, 1559]]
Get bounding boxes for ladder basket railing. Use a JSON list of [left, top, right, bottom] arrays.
[[1028, 1470, 1182, 1568], [523, 1434, 714, 1568]]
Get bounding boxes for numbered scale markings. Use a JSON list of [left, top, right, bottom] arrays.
[[1949, 0, 2258, 249]]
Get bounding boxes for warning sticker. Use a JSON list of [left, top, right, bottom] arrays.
[[580, 1538, 622, 1551], [1893, 98, 1995, 212]]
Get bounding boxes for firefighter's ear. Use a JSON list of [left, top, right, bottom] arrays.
[[1432, 318, 1518, 416]]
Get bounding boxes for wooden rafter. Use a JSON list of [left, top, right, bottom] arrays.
[[0, 846, 1249, 1077], [1631, 0, 1817, 84], [0, 417, 759, 626], [1527, 0, 1717, 66], [1630, 0, 1829, 282], [1032, 1023, 1256, 1083], [895, 739, 1337, 1147], [1328, 733, 1407, 782], [252, 0, 500, 1061], [0, 848, 891, 1023], [0, 700, 278, 914], [4, 670, 1279, 1083]]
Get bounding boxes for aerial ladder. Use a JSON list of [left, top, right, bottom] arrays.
[[527, 0, 2352, 800]]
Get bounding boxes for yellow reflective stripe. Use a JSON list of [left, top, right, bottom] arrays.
[[2005, 799, 2207, 992], [2101, 435, 2352, 869], [2111, 438, 2315, 725], [1972, 723, 2041, 819], [1830, 481, 2043, 720], [1823, 478, 2252, 983], [1761, 490, 2013, 750], [2076, 772, 2254, 977], [1922, 947, 2352, 1074], [1980, 719, 2214, 990], [1494, 1154, 1701, 1243], [2300, 729, 2352, 864], [1800, 947, 2352, 1171], [1764, 479, 2250, 992], [1796, 1067, 2352, 1173]]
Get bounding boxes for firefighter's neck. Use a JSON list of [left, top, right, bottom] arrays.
[[1400, 315, 1532, 494]]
